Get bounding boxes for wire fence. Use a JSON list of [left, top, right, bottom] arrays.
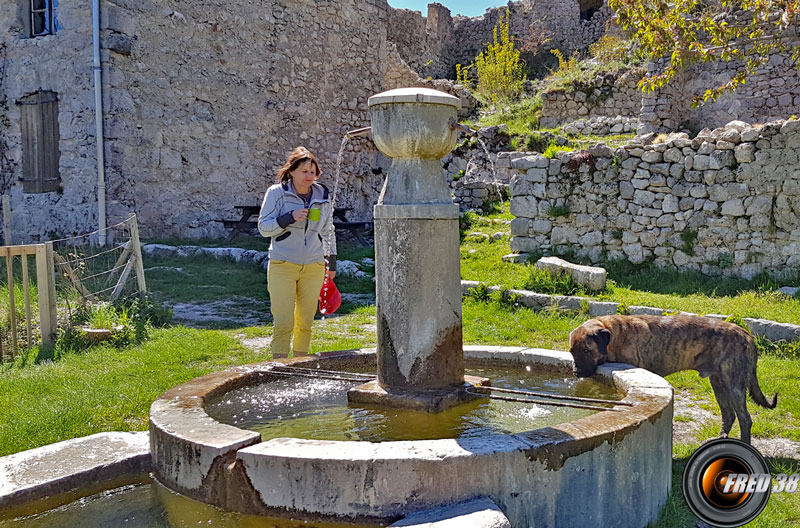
[[0, 214, 147, 361]]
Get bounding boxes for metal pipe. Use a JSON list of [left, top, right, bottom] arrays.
[[449, 120, 493, 138], [345, 126, 372, 139], [465, 387, 624, 412], [450, 121, 477, 136], [480, 385, 633, 406], [92, 0, 106, 246]]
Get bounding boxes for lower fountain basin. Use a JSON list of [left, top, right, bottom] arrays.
[[149, 346, 673, 528]]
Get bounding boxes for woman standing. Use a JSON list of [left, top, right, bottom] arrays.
[[258, 147, 337, 358]]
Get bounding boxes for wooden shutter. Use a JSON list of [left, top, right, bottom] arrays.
[[18, 91, 60, 194]]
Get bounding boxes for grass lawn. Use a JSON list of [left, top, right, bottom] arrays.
[[1, 206, 799, 526]]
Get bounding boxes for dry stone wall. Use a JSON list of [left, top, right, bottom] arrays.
[[509, 119, 800, 278], [384, 41, 477, 118], [640, 44, 800, 133], [540, 68, 644, 128]]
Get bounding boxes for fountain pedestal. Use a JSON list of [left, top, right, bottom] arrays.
[[347, 87, 488, 411]]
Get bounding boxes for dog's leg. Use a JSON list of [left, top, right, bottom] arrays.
[[730, 387, 753, 444], [709, 375, 737, 440]]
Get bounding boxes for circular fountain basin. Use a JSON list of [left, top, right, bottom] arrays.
[[149, 346, 673, 528], [204, 363, 622, 442]]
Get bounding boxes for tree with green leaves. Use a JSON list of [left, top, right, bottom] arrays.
[[457, 9, 526, 105], [610, 0, 800, 104]]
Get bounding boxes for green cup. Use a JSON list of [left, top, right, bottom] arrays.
[[308, 207, 321, 222]]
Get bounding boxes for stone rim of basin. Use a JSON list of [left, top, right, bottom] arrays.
[[148, 347, 673, 525]]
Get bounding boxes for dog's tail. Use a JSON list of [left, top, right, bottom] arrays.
[[750, 365, 778, 409]]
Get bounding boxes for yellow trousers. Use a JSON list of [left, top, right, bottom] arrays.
[[267, 259, 326, 357]]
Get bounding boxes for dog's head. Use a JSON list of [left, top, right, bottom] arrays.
[[568, 319, 611, 377]]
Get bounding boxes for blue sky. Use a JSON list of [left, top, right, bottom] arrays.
[[387, 0, 503, 17]]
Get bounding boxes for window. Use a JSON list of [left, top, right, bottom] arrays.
[[17, 91, 60, 193], [29, 0, 58, 37]]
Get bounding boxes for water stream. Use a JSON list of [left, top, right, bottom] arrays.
[[331, 136, 349, 213]]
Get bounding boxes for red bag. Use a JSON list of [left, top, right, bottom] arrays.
[[318, 276, 342, 314]]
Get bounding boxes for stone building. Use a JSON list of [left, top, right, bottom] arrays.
[[0, 0, 405, 241], [0, 0, 616, 242]]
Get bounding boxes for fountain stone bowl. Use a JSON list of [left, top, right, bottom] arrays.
[[368, 87, 460, 160], [368, 87, 461, 205], [148, 349, 674, 528]]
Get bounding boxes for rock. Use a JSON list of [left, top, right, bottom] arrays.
[[734, 143, 756, 163], [336, 260, 368, 278], [502, 253, 529, 264], [390, 497, 511, 528], [535, 256, 607, 291]]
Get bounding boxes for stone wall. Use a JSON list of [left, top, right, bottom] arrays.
[[540, 68, 644, 128], [0, 1, 100, 240], [1, 0, 390, 241], [640, 44, 800, 133], [389, 0, 612, 80], [386, 3, 452, 79], [509, 119, 800, 278], [384, 41, 478, 118]]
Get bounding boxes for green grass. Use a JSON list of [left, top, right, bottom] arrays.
[[145, 253, 267, 303], [0, 327, 263, 456], [471, 95, 542, 136], [459, 205, 800, 325]]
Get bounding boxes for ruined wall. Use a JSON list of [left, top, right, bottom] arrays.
[[1, 0, 390, 241], [388, 0, 612, 81], [387, 3, 452, 79], [640, 44, 800, 133], [508, 120, 800, 279], [384, 41, 477, 118], [540, 68, 644, 128]]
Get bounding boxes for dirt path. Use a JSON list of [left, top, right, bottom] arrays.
[[673, 389, 800, 459]]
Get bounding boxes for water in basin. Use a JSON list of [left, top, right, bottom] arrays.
[[205, 364, 623, 442], [0, 479, 380, 528]]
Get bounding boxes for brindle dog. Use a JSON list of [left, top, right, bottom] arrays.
[[568, 314, 777, 444]]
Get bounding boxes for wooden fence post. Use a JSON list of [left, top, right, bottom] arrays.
[[35, 242, 57, 349], [128, 214, 147, 295], [5, 246, 16, 357], [2, 195, 11, 246]]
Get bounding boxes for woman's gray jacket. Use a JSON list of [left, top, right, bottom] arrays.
[[258, 180, 337, 265]]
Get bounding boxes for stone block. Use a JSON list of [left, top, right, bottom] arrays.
[[511, 155, 549, 170], [734, 143, 756, 163], [390, 498, 511, 528], [536, 257, 606, 291]]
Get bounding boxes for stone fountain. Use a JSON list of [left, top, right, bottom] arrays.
[[146, 88, 674, 527], [347, 87, 488, 411]]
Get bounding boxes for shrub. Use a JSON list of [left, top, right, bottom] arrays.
[[589, 35, 628, 63], [459, 9, 526, 104], [543, 143, 571, 158], [680, 230, 698, 256], [469, 282, 491, 302]]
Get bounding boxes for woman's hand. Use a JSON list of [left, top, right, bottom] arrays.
[[292, 208, 309, 221], [325, 269, 336, 281]]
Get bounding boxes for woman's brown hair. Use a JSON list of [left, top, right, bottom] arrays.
[[276, 146, 321, 183]]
